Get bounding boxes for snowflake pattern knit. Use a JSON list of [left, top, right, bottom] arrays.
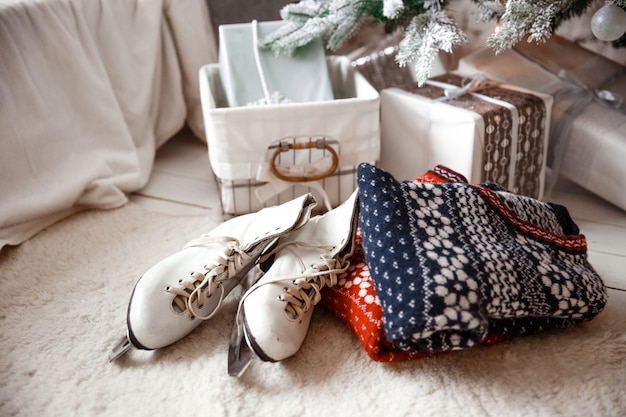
[[322, 165, 506, 361], [357, 163, 607, 353]]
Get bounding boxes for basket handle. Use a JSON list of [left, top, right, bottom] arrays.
[[270, 141, 339, 182]]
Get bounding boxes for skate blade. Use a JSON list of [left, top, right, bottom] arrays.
[[109, 336, 132, 362], [227, 318, 255, 377]]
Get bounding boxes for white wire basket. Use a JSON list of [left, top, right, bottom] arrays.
[[199, 56, 380, 217]]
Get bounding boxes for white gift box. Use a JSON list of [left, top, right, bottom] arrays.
[[458, 35, 626, 210], [380, 73, 553, 199], [200, 56, 380, 217]]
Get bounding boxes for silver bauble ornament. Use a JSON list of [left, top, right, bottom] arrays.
[[590, 4, 626, 42]]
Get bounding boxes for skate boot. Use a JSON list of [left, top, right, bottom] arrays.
[[228, 191, 359, 376], [109, 193, 317, 362]]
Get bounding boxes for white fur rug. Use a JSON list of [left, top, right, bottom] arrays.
[[1, 204, 625, 417]]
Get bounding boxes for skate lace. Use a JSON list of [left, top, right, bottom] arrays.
[[279, 255, 348, 322], [166, 236, 250, 320], [235, 242, 350, 326]]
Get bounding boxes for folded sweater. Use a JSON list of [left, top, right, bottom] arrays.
[[356, 163, 607, 353]]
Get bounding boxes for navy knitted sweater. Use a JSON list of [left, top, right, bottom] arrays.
[[357, 163, 607, 353]]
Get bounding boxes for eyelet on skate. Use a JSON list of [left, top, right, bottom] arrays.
[[283, 310, 300, 323]]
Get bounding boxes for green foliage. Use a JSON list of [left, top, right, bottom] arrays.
[[259, 0, 375, 55], [262, 0, 625, 83], [396, 9, 467, 83]]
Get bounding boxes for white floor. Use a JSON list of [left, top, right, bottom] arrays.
[[130, 127, 626, 309]]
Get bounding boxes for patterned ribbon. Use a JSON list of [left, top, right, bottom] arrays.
[[406, 74, 547, 198]]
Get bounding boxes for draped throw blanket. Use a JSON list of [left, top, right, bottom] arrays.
[[0, 0, 217, 251]]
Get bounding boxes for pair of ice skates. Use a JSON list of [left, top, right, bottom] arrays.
[[109, 191, 358, 376]]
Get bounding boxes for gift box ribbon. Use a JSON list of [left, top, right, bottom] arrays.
[[511, 45, 626, 196], [407, 74, 547, 198]]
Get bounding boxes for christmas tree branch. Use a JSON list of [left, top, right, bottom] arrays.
[[261, 0, 625, 83]]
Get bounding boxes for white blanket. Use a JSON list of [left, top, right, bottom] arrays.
[[0, 0, 217, 250]]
